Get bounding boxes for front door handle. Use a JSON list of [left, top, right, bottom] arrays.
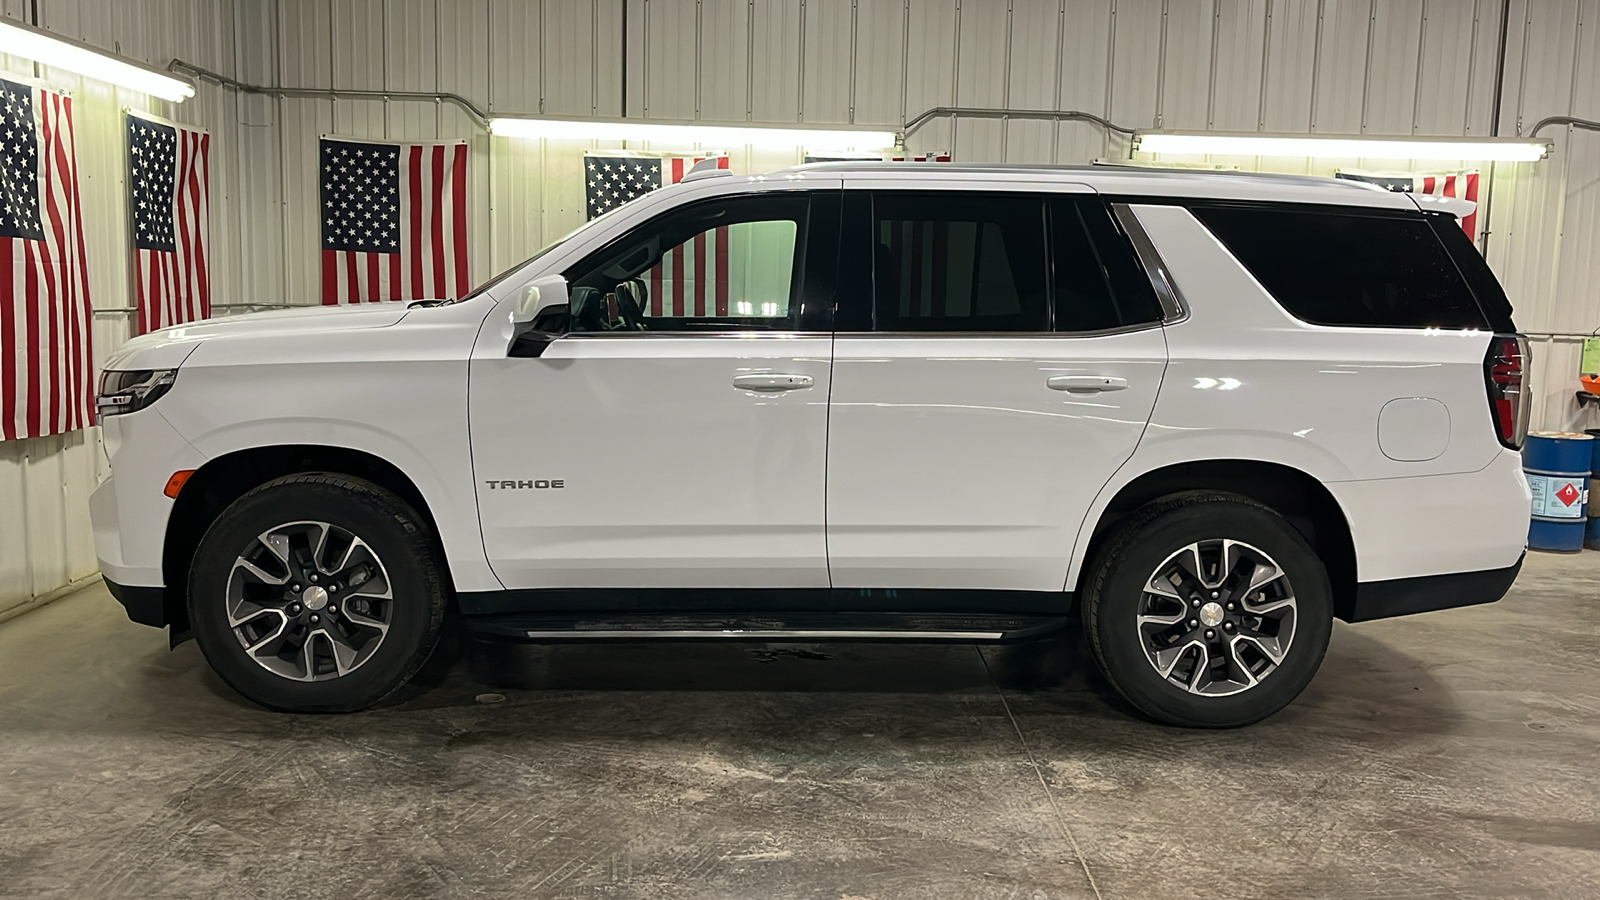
[[1047, 375, 1129, 393], [733, 373, 814, 392]]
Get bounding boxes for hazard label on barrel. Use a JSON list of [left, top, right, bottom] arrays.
[[1530, 474, 1589, 519]]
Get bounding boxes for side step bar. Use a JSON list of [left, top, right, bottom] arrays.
[[462, 611, 1068, 644]]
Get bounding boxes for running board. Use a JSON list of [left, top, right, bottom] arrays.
[[462, 611, 1068, 644]]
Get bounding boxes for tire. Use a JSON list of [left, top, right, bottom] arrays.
[[188, 474, 447, 712], [1081, 492, 1333, 728]]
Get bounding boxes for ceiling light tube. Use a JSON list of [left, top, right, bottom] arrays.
[[0, 19, 195, 102], [490, 116, 897, 152], [1135, 131, 1551, 162]]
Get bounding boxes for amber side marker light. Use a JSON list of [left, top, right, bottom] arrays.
[[163, 470, 195, 499]]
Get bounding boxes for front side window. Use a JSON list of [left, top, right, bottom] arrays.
[[1192, 204, 1490, 330], [564, 193, 809, 332], [871, 192, 1049, 332]]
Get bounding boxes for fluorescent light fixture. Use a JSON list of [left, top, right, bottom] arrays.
[[490, 116, 896, 151], [0, 19, 195, 102], [1135, 131, 1551, 162]]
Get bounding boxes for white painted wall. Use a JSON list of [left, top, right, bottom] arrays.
[[4, 0, 1600, 616]]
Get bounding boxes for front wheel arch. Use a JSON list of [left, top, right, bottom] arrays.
[[162, 445, 450, 641]]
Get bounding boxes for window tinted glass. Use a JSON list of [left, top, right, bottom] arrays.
[[871, 193, 1048, 332], [1053, 198, 1164, 331], [1193, 205, 1489, 329], [565, 193, 808, 332], [1428, 216, 1515, 331]]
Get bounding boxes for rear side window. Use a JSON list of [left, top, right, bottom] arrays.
[[871, 192, 1048, 332], [1052, 198, 1164, 331], [1192, 205, 1490, 330]]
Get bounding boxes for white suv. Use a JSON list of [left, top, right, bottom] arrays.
[[90, 163, 1532, 727]]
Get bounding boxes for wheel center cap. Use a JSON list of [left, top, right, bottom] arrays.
[[1199, 601, 1225, 628], [301, 585, 329, 611]]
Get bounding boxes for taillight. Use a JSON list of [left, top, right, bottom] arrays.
[[1484, 334, 1531, 450]]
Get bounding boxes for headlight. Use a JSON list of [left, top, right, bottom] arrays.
[[97, 369, 177, 418]]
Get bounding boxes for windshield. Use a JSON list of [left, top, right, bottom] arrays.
[[456, 192, 654, 303]]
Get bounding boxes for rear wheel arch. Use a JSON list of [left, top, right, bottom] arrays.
[[1077, 460, 1358, 621], [162, 445, 449, 639]]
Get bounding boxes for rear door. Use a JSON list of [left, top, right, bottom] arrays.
[[824, 186, 1170, 591]]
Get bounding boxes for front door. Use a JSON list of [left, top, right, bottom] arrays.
[[470, 189, 839, 589], [825, 188, 1170, 591]]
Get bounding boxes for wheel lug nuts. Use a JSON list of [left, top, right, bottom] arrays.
[[1188, 619, 1198, 628], [310, 614, 319, 623], [328, 606, 337, 615], [329, 584, 339, 593], [289, 603, 301, 613], [1191, 599, 1200, 608], [1224, 622, 1235, 632], [1226, 602, 1235, 610], [1206, 629, 1215, 639], [1210, 591, 1219, 599], [309, 574, 319, 583], [290, 584, 301, 592]]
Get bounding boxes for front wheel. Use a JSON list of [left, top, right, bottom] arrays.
[[1081, 493, 1333, 728], [188, 474, 447, 712]]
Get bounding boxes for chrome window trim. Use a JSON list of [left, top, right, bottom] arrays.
[[1111, 202, 1189, 325]]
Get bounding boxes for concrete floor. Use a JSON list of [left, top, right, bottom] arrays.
[[1, 554, 1598, 899]]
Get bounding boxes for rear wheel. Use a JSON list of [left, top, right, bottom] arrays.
[[189, 474, 446, 712], [1082, 493, 1333, 728]]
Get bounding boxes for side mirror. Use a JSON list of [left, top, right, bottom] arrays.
[[512, 275, 569, 326], [509, 275, 570, 358]]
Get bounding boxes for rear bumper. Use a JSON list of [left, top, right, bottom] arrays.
[[1340, 553, 1523, 623], [104, 578, 168, 628]]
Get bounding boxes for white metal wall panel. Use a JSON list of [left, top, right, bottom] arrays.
[[1162, 0, 1217, 131], [1108, 0, 1164, 133], [1313, 0, 1375, 133], [1002, 0, 1063, 163], [850, 0, 906, 128], [1055, 0, 1114, 161], [1210, 0, 1268, 132], [903, 0, 958, 152], [643, 0, 697, 119], [332, 0, 387, 136], [801, 0, 853, 124], [700, 0, 751, 122], [953, 0, 1008, 161], [1261, 0, 1319, 131]]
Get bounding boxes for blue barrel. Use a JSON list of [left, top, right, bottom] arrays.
[[1585, 429, 1600, 549], [1525, 432, 1592, 553]]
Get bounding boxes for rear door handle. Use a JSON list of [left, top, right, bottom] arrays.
[[1047, 375, 1129, 393], [733, 373, 814, 392]]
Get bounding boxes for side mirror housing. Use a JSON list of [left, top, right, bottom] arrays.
[[508, 275, 570, 358], [512, 275, 569, 326]]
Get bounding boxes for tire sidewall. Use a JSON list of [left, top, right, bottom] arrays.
[[189, 477, 441, 712], [1090, 501, 1333, 728]]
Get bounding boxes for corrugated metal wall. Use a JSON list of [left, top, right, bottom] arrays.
[[4, 0, 1600, 616], [0, 0, 244, 617]]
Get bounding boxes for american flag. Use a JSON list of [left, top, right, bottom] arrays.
[[0, 77, 92, 442], [128, 113, 210, 335], [320, 138, 468, 304], [1336, 169, 1480, 239], [584, 152, 734, 317]]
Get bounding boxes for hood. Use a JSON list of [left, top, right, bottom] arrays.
[[103, 301, 414, 371]]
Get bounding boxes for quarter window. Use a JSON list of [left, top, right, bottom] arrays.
[[565, 193, 808, 332], [1052, 198, 1164, 332], [871, 193, 1049, 332], [1192, 205, 1490, 330]]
